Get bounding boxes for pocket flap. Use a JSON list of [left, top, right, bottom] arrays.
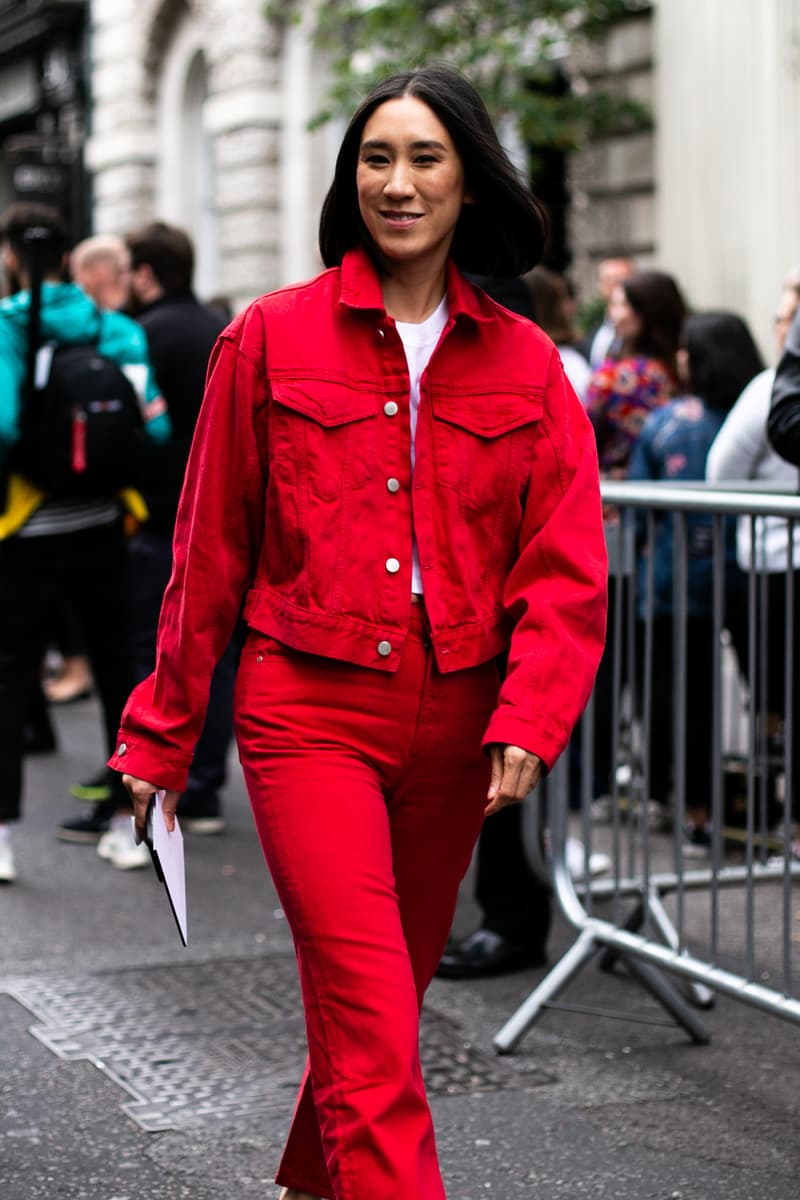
[[271, 380, 378, 427], [430, 390, 543, 437]]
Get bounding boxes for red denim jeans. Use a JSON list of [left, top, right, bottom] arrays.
[[234, 607, 499, 1199]]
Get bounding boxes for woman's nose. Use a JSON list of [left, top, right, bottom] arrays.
[[384, 160, 415, 197]]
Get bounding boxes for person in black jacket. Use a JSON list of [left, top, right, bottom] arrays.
[[768, 301, 800, 466], [57, 222, 239, 866]]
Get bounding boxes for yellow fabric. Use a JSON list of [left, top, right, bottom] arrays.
[[0, 474, 149, 540], [0, 473, 46, 539]]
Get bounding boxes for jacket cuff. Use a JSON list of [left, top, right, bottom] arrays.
[[481, 708, 570, 773], [107, 731, 193, 794]]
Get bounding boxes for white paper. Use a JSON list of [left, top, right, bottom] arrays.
[[150, 790, 188, 947]]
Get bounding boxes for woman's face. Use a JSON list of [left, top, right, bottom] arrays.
[[356, 95, 469, 277], [608, 283, 642, 345]]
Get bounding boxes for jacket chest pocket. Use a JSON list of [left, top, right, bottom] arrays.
[[270, 380, 379, 501], [429, 390, 543, 509]]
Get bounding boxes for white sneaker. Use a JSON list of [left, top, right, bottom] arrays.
[[566, 837, 611, 881], [0, 837, 17, 883], [97, 824, 150, 871], [96, 829, 116, 861]]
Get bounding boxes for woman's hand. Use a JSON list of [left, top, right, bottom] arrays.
[[122, 774, 180, 838], [485, 744, 543, 816]]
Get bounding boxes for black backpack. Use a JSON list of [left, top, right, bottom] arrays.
[[12, 337, 148, 496], [10, 226, 151, 497]]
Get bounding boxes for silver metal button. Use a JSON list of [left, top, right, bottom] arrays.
[[384, 401, 399, 416], [377, 640, 392, 657], [386, 478, 400, 493], [377, 328, 385, 340], [117, 742, 127, 755], [386, 557, 400, 573]]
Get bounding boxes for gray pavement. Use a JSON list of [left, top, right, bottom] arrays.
[[2, 696, 799, 1199]]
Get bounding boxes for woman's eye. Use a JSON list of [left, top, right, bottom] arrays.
[[363, 154, 390, 165], [415, 155, 437, 165]]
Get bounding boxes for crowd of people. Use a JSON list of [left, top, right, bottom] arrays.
[[435, 256, 800, 977], [0, 209, 235, 881], [1, 59, 799, 1200]]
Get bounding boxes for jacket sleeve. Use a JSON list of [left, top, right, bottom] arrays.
[[706, 374, 769, 482], [107, 326, 269, 790], [0, 322, 25, 465], [482, 351, 608, 768], [768, 308, 800, 466]]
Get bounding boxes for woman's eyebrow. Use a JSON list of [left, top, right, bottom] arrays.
[[360, 138, 449, 152]]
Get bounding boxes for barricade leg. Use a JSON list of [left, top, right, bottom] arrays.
[[620, 954, 711, 1043], [646, 893, 715, 1009], [599, 894, 715, 1010], [493, 928, 599, 1054]]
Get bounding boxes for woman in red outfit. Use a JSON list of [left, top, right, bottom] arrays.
[[112, 66, 607, 1200]]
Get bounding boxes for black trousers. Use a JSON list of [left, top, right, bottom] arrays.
[[127, 528, 239, 798], [0, 519, 133, 822], [639, 615, 714, 813], [476, 802, 552, 947]]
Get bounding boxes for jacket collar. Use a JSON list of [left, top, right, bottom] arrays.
[[339, 246, 494, 325]]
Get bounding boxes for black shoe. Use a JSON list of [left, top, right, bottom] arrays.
[[177, 790, 225, 834], [70, 769, 113, 803], [436, 929, 547, 980], [56, 800, 117, 844]]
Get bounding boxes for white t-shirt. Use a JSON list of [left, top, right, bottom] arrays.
[[395, 296, 449, 595]]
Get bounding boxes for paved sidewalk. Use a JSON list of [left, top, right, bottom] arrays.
[[1, 697, 798, 1198]]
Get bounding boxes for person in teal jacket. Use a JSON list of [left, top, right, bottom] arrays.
[[0, 237, 170, 520], [0, 202, 170, 884]]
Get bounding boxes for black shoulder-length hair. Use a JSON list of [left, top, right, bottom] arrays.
[[318, 64, 548, 278], [683, 311, 765, 414]]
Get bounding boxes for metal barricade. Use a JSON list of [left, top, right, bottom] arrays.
[[495, 481, 800, 1053]]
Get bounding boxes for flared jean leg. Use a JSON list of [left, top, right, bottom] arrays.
[[233, 621, 498, 1199]]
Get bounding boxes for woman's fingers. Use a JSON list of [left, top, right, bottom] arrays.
[[484, 745, 543, 815], [122, 774, 161, 837]]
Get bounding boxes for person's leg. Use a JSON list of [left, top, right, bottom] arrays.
[[237, 637, 453, 1199], [236, 621, 497, 1200], [66, 520, 134, 762], [43, 598, 92, 703], [126, 528, 172, 683], [683, 617, 714, 829], [436, 802, 550, 978], [478, 804, 550, 943], [179, 635, 241, 829], [56, 520, 138, 850], [0, 535, 64, 824], [127, 528, 239, 832], [646, 615, 674, 810]]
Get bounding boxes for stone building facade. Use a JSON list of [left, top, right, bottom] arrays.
[[85, 0, 800, 354], [568, 10, 656, 308], [572, 1, 800, 357], [87, 0, 334, 312]]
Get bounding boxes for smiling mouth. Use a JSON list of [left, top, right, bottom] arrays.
[[381, 211, 423, 222]]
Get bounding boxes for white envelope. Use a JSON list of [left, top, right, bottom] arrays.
[[132, 790, 188, 947]]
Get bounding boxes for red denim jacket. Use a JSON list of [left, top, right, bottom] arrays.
[[109, 248, 607, 790]]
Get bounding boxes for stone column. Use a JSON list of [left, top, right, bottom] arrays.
[[86, 0, 157, 235], [205, 1, 284, 310]]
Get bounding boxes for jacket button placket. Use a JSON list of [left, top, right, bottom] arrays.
[[378, 327, 409, 661]]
